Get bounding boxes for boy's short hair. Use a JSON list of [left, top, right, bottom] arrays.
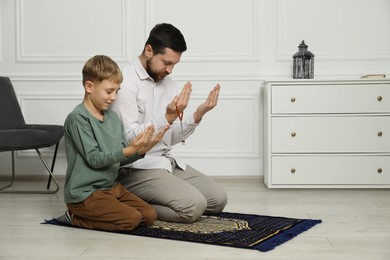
[[145, 23, 187, 55], [82, 55, 123, 86]]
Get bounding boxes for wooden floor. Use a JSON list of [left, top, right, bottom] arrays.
[[0, 179, 389, 260]]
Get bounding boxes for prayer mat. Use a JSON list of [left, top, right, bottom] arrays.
[[42, 212, 321, 252]]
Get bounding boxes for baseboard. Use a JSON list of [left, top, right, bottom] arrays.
[[0, 175, 264, 183], [211, 176, 263, 183]]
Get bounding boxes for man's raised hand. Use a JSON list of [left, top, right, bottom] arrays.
[[165, 82, 192, 124], [193, 84, 220, 123]]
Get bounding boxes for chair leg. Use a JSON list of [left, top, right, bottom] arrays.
[[0, 151, 16, 191], [46, 142, 60, 189], [0, 148, 60, 194], [35, 148, 60, 194]]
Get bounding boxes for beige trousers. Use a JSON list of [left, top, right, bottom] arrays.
[[117, 164, 228, 223]]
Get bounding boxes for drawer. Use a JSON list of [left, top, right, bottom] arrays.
[[272, 116, 390, 153], [271, 155, 390, 185], [271, 84, 390, 114]]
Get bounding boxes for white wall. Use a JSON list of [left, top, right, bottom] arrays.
[[1, 0, 389, 178]]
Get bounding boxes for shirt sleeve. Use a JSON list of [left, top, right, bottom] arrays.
[[170, 115, 199, 145], [65, 113, 128, 169]]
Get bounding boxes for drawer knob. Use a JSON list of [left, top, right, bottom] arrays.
[[291, 168, 296, 174], [377, 96, 382, 102], [291, 131, 296, 137], [291, 97, 296, 103], [377, 168, 382, 174], [378, 131, 383, 137]]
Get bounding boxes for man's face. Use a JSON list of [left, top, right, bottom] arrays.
[[145, 47, 182, 82]]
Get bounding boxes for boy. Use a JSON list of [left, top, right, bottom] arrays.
[[57, 55, 169, 231]]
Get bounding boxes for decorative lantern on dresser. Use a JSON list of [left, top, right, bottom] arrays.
[[263, 79, 390, 188], [292, 40, 314, 79]]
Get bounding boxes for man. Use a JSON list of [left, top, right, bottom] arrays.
[[110, 23, 227, 223]]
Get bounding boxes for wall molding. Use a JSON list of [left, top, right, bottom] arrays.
[[16, 89, 261, 160], [276, 0, 390, 62], [8, 73, 372, 83], [145, 0, 261, 63], [175, 93, 260, 159], [19, 93, 81, 107], [9, 74, 81, 82], [8, 73, 269, 82], [15, 0, 129, 63]]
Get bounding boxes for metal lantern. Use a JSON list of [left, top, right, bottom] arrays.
[[293, 40, 314, 79]]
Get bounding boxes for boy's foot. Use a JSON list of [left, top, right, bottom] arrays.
[[57, 210, 73, 225]]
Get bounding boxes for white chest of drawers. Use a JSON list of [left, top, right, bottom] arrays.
[[263, 79, 390, 188]]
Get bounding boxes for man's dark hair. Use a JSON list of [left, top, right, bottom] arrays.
[[145, 23, 187, 55]]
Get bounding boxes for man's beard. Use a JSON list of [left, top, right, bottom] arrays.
[[146, 59, 167, 82]]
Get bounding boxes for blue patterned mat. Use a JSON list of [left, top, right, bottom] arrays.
[[42, 212, 321, 252]]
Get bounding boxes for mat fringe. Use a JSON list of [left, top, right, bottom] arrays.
[[255, 219, 322, 252]]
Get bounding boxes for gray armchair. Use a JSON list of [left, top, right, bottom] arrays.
[[0, 76, 63, 194]]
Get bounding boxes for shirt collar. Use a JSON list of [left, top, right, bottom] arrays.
[[133, 57, 167, 85], [133, 58, 150, 81]]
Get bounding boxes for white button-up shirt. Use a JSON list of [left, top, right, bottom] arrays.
[[110, 58, 198, 172]]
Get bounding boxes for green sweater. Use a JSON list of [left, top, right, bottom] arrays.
[[63, 103, 141, 203]]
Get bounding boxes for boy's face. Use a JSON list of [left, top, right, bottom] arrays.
[[85, 79, 120, 112], [145, 46, 181, 82]]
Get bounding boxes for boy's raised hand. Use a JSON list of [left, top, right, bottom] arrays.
[[131, 125, 155, 147], [138, 125, 170, 155], [129, 125, 169, 155], [123, 125, 170, 157]]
